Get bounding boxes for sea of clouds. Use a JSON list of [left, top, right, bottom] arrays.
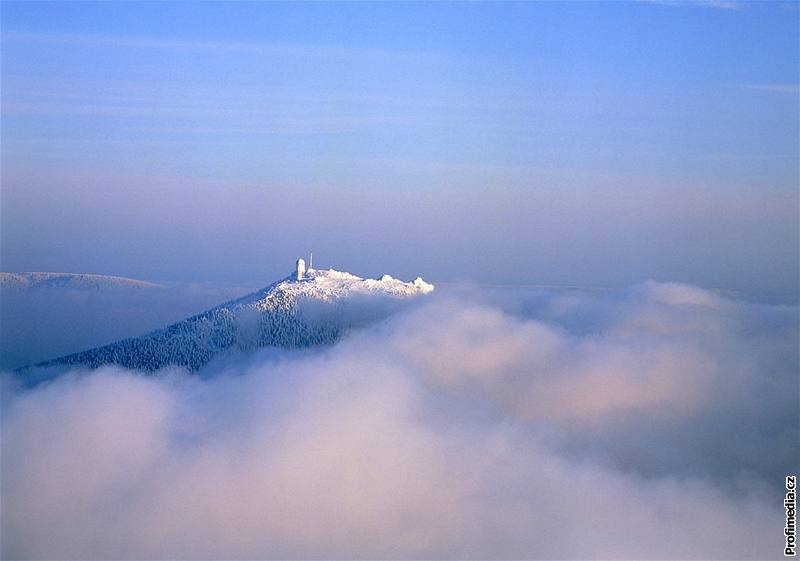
[[1, 281, 797, 559]]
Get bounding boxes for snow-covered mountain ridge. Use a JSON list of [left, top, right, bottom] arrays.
[[31, 264, 433, 373], [249, 267, 433, 306], [1, 272, 164, 291]]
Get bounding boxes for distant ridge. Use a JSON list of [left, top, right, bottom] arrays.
[[0, 272, 164, 291]]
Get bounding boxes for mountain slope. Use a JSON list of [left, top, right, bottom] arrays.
[[32, 266, 433, 372]]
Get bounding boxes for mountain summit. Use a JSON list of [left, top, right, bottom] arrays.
[[32, 261, 433, 373]]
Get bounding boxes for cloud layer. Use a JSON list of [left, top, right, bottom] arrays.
[[1, 282, 796, 559]]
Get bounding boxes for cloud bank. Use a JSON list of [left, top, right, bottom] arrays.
[[1, 282, 796, 559]]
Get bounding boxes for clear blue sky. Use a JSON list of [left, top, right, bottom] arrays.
[[1, 1, 798, 301]]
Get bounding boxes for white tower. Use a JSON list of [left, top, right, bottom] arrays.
[[309, 252, 313, 270], [296, 258, 306, 280]]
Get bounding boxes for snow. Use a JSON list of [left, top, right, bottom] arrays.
[[266, 267, 434, 303], [0, 272, 164, 291], [30, 266, 434, 373]]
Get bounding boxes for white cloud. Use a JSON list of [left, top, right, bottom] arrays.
[[741, 84, 800, 94], [639, 0, 740, 10], [1, 282, 795, 559]]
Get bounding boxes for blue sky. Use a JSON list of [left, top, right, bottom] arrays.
[[1, 1, 798, 301]]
